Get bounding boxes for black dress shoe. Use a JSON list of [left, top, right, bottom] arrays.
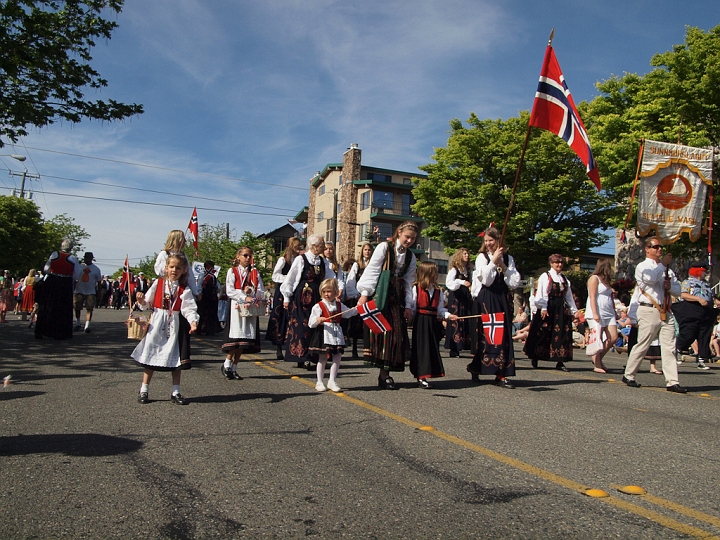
[[471, 373, 481, 384], [276, 346, 284, 360], [303, 360, 313, 371], [449, 351, 459, 358], [531, 358, 538, 368], [378, 376, 398, 390], [230, 371, 243, 380], [221, 366, 234, 380], [556, 363, 569, 372], [418, 379, 433, 389], [137, 392, 149, 404], [622, 376, 641, 388], [171, 393, 189, 405], [495, 378, 515, 389], [667, 384, 687, 394]]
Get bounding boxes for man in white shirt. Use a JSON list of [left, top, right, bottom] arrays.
[[74, 252, 103, 333], [622, 237, 686, 393]]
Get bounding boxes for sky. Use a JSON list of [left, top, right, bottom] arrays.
[[1, 0, 717, 275]]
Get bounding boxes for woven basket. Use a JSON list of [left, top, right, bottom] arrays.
[[237, 300, 267, 317], [127, 315, 149, 340]]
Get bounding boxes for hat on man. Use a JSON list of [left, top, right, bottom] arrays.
[[690, 261, 708, 269], [83, 252, 94, 261]]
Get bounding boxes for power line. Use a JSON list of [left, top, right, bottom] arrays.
[[22, 145, 307, 191]]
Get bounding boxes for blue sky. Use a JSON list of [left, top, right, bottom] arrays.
[[1, 0, 716, 275]]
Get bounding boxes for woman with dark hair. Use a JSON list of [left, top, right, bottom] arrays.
[[466, 226, 520, 388], [444, 247, 473, 357], [523, 253, 579, 371], [357, 221, 418, 389], [585, 258, 617, 373], [266, 237, 303, 359]]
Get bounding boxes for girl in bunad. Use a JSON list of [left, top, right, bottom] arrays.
[[411, 261, 458, 388], [324, 242, 344, 298], [154, 230, 202, 368], [133, 252, 198, 405], [266, 237, 303, 359], [444, 247, 474, 358], [467, 225, 520, 388], [20, 269, 36, 317], [523, 253, 579, 372], [221, 247, 265, 380], [357, 221, 418, 390], [308, 278, 357, 392], [345, 241, 373, 358], [0, 280, 15, 323], [281, 234, 335, 370]]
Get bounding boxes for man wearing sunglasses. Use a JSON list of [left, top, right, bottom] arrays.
[[623, 237, 686, 393]]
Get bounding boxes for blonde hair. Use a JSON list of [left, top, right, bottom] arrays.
[[324, 242, 339, 273], [392, 221, 420, 242], [163, 230, 186, 253], [450, 248, 470, 274], [283, 237, 302, 264], [592, 258, 614, 285], [234, 246, 253, 267], [319, 278, 339, 296], [414, 261, 439, 290], [358, 241, 374, 269]]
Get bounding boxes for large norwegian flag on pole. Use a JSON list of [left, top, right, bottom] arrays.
[[357, 300, 393, 334], [119, 255, 135, 296], [528, 42, 601, 190], [187, 207, 199, 257]]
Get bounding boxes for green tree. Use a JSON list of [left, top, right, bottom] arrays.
[[0, 0, 143, 146], [0, 195, 48, 275], [42, 213, 89, 256], [413, 113, 615, 274]]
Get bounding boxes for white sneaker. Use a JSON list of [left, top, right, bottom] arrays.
[[697, 361, 710, 370], [315, 382, 327, 392], [327, 381, 342, 392]]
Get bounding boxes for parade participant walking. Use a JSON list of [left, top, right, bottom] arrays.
[[0, 281, 14, 323], [308, 278, 357, 392], [133, 252, 199, 405], [20, 269, 36, 316], [411, 261, 458, 388], [357, 221, 418, 390], [266, 237, 302, 359], [523, 253, 578, 371], [221, 247, 265, 380], [467, 225, 520, 388], [73, 252, 102, 333], [622, 238, 685, 392], [444, 247, 474, 357], [281, 234, 334, 369], [35, 239, 81, 340], [344, 241, 373, 358], [197, 260, 221, 335], [673, 262, 715, 370], [585, 259, 617, 373]]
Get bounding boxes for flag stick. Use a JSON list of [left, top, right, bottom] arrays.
[[500, 123, 532, 248], [622, 140, 645, 236], [456, 314, 486, 320], [125, 254, 132, 318], [325, 306, 359, 320]]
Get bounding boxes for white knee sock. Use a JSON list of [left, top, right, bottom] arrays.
[[224, 358, 232, 369], [316, 358, 327, 383], [328, 353, 341, 383], [140, 383, 149, 393], [172, 384, 181, 395]]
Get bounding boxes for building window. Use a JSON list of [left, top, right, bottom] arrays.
[[367, 172, 392, 183], [373, 191, 394, 210], [403, 177, 412, 185], [317, 211, 324, 222], [372, 222, 393, 242], [319, 185, 325, 196], [337, 203, 342, 215], [402, 193, 414, 215], [360, 191, 370, 210], [433, 259, 449, 275], [339, 174, 343, 185]]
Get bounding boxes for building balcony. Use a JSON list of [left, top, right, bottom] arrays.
[[368, 203, 422, 222]]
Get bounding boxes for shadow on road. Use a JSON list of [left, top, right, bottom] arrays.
[[0, 433, 143, 456]]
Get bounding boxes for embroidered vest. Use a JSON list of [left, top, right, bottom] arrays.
[[152, 278, 185, 311], [416, 287, 440, 315]]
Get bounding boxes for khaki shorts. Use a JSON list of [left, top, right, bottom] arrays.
[[74, 293, 96, 311]]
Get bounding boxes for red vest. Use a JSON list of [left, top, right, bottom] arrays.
[[416, 287, 440, 315], [232, 266, 259, 291], [152, 278, 184, 311], [49, 252, 75, 276], [318, 300, 342, 319]]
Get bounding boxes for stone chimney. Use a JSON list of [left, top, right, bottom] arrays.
[[337, 144, 362, 263], [306, 171, 321, 237]]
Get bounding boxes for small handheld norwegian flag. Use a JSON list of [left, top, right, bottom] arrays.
[[481, 312, 505, 346], [357, 300, 392, 334], [187, 207, 199, 257]]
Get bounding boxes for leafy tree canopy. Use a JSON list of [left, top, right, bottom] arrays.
[[413, 112, 615, 274], [0, 195, 48, 275], [43, 213, 89, 256], [0, 0, 143, 146]]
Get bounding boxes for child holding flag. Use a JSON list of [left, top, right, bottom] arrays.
[[410, 262, 458, 388], [308, 278, 357, 392]]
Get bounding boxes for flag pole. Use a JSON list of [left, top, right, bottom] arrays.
[[125, 254, 132, 318], [500, 29, 554, 248]]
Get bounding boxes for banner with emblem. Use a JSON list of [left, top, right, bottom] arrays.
[[637, 140, 713, 243]]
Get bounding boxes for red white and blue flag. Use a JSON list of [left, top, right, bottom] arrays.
[[357, 300, 392, 334], [481, 312, 505, 346], [187, 207, 199, 257], [120, 255, 135, 296], [529, 45, 601, 191]]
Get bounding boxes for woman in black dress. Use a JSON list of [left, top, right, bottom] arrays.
[[444, 247, 473, 357], [344, 241, 374, 358], [266, 237, 303, 359]]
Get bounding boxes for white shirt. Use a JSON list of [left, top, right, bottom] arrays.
[[272, 257, 293, 284], [74, 263, 102, 295], [280, 253, 336, 303], [308, 299, 357, 345], [226, 265, 266, 304], [471, 251, 520, 298], [445, 267, 471, 292], [410, 285, 450, 319], [634, 258, 680, 307], [356, 241, 416, 308], [154, 251, 201, 296], [533, 269, 577, 314]]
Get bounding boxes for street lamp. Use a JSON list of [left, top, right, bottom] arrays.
[[1, 154, 36, 198], [0, 154, 26, 162]]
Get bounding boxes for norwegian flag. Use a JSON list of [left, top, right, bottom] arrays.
[[481, 312, 505, 346], [529, 45, 601, 191], [357, 300, 393, 334], [187, 207, 199, 257], [119, 255, 135, 296]]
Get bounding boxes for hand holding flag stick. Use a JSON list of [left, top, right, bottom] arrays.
[[319, 306, 358, 322]]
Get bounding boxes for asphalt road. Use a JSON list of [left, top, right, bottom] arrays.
[[1, 308, 719, 539]]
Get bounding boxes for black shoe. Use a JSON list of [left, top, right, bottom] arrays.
[[297, 362, 304, 369], [171, 393, 189, 405], [84, 327, 91, 333], [378, 376, 398, 390], [449, 351, 459, 358], [221, 366, 234, 380], [418, 379, 433, 389], [303, 360, 313, 371], [667, 384, 687, 394], [622, 376, 641, 388], [230, 370, 243, 380], [137, 392, 149, 404], [471, 373, 481, 384], [531, 358, 538, 368], [495, 378, 515, 389], [556, 363, 569, 372], [276, 346, 284, 360]]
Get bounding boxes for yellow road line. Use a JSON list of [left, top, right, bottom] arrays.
[[247, 358, 720, 539]]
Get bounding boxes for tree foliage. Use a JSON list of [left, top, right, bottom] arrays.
[[0, 195, 49, 275], [0, 0, 143, 146], [43, 213, 89, 256], [413, 113, 615, 274]]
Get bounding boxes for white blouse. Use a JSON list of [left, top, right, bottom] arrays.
[[280, 253, 336, 303], [410, 285, 450, 319], [533, 269, 577, 314], [471, 251, 520, 298], [308, 299, 357, 345], [154, 251, 201, 296], [356, 241, 416, 308], [445, 267, 471, 292]]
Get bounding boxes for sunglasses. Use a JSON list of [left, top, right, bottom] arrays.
[[648, 244, 663, 250]]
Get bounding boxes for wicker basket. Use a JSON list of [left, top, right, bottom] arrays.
[[237, 300, 267, 317], [127, 315, 150, 340]]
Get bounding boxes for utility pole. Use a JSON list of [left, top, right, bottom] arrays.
[[9, 169, 40, 198]]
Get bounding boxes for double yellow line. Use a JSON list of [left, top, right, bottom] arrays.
[[249, 357, 720, 539]]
